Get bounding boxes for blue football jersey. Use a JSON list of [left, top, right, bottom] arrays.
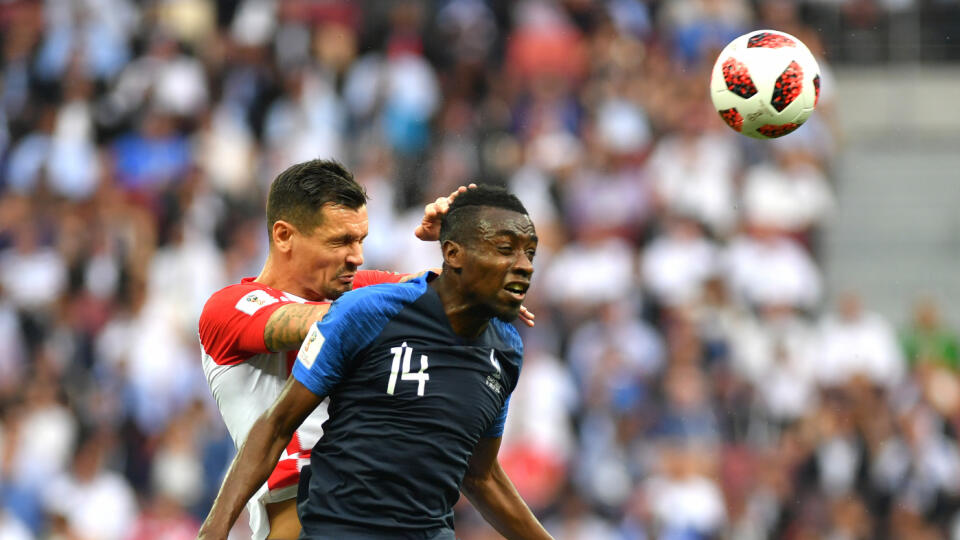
[[292, 274, 523, 539]]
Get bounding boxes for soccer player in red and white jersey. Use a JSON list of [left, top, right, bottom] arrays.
[[199, 159, 532, 539]]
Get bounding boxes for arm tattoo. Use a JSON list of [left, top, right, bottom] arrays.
[[263, 303, 331, 352]]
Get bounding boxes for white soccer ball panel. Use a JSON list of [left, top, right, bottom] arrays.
[[709, 30, 821, 139]]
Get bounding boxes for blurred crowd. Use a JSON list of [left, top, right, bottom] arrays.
[[0, 0, 958, 539]]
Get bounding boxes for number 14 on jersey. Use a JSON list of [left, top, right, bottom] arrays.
[[387, 342, 430, 396]]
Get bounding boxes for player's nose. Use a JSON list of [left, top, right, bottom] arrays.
[[346, 242, 364, 267], [512, 251, 533, 277]]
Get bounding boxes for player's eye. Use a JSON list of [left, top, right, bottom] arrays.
[[332, 236, 359, 247], [525, 249, 536, 261], [497, 245, 513, 255]]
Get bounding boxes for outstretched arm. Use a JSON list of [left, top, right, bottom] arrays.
[[461, 437, 553, 540], [198, 377, 323, 539], [262, 268, 422, 351]]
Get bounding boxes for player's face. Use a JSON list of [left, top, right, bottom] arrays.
[[460, 208, 537, 321], [292, 204, 368, 301]]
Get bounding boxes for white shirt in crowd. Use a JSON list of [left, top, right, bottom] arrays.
[[723, 234, 821, 310], [741, 161, 835, 233], [647, 132, 740, 235], [641, 226, 719, 307], [645, 473, 727, 535], [816, 309, 905, 388], [0, 511, 33, 540], [728, 312, 820, 422], [543, 238, 636, 308], [43, 469, 137, 540]]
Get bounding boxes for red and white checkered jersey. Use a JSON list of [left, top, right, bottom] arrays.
[[198, 270, 404, 540]]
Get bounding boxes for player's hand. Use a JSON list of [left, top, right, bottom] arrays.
[[414, 184, 477, 241], [519, 305, 535, 327]]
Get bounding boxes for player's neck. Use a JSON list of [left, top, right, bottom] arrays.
[[254, 256, 306, 298], [430, 276, 490, 339]]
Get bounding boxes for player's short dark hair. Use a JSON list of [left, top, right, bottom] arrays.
[[439, 185, 529, 245], [266, 159, 367, 238]]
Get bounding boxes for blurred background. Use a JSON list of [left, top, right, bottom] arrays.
[[0, 0, 958, 539]]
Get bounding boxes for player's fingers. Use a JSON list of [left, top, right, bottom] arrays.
[[437, 197, 450, 213], [519, 305, 536, 327], [446, 184, 476, 203], [424, 197, 444, 217]]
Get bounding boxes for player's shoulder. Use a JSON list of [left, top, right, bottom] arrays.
[[205, 280, 279, 302], [309, 275, 432, 355], [198, 281, 295, 339], [202, 281, 281, 315], [489, 318, 524, 356], [354, 269, 407, 288], [329, 274, 430, 320]]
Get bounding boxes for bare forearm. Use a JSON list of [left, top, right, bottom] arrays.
[[198, 416, 292, 539], [264, 303, 330, 351], [462, 463, 552, 540]]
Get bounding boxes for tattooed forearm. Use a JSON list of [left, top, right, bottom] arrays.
[[263, 303, 332, 352]]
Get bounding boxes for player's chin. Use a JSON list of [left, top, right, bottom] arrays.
[[324, 282, 353, 300], [493, 302, 523, 322]]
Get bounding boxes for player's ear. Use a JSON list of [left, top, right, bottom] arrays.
[[272, 220, 296, 253], [441, 240, 464, 273]]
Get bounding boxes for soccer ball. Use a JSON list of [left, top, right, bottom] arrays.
[[710, 30, 821, 139]]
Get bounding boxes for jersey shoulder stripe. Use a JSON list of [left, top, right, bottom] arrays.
[[293, 275, 431, 396]]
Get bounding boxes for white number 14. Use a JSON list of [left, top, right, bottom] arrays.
[[387, 342, 430, 396]]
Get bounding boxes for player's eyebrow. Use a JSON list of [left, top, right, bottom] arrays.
[[493, 230, 538, 244], [333, 232, 365, 243]]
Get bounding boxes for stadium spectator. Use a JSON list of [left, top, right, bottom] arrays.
[[641, 214, 720, 309], [723, 223, 822, 311], [817, 292, 905, 388], [41, 430, 137, 540], [902, 297, 960, 371]]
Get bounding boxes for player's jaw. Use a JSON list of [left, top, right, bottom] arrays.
[[322, 265, 358, 300], [486, 261, 534, 321], [494, 279, 530, 321]]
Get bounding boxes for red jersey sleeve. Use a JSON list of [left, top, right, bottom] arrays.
[[353, 269, 409, 288], [199, 283, 298, 365]]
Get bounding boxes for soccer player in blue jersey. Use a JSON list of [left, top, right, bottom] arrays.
[[199, 186, 551, 540]]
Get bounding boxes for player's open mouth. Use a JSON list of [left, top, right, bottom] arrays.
[[338, 274, 355, 284], [503, 282, 528, 301]]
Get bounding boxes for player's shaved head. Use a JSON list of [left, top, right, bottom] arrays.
[[266, 159, 368, 239], [439, 186, 529, 246]]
